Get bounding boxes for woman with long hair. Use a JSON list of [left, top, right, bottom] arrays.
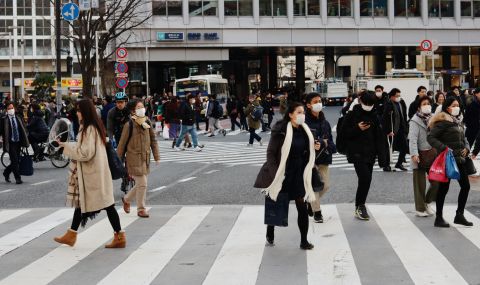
[[254, 102, 321, 250], [54, 99, 126, 248]]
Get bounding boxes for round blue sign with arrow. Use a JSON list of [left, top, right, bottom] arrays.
[[62, 3, 80, 21]]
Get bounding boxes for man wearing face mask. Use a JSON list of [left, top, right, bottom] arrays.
[[174, 94, 202, 152], [383, 88, 408, 171], [408, 86, 428, 120], [305, 93, 336, 223], [261, 93, 275, 131], [374, 85, 388, 122], [1, 102, 30, 184], [340, 91, 387, 220]]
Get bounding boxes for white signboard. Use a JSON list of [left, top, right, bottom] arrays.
[[91, 0, 99, 8], [79, 0, 91, 11]]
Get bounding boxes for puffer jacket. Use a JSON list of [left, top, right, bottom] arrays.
[[408, 114, 433, 169], [427, 112, 469, 164]]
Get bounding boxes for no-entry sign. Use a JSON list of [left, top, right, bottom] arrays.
[[116, 77, 129, 89], [116, 47, 128, 61], [420, 40, 432, 51]]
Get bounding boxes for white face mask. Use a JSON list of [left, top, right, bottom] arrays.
[[450, 106, 460, 117], [6, 109, 14, 116], [312, 103, 323, 113], [375, 92, 383, 98], [421, 105, 432, 114], [361, 104, 374, 112], [295, 114, 305, 125], [394, 97, 401, 103], [135, 107, 146, 117]]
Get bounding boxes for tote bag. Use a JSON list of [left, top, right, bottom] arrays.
[[428, 148, 448, 183], [19, 148, 34, 176], [445, 149, 460, 180]]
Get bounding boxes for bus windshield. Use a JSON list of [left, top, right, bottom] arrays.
[[176, 80, 208, 97]]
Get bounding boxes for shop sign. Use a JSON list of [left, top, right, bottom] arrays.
[[157, 32, 184, 42], [187, 32, 220, 41], [61, 78, 83, 88]]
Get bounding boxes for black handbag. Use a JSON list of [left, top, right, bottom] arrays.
[[312, 167, 324, 192], [19, 148, 34, 176], [106, 141, 127, 180], [465, 157, 477, 175], [264, 192, 289, 227]]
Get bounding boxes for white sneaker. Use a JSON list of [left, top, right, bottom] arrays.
[[173, 146, 183, 152], [425, 204, 435, 216], [415, 211, 429, 217], [193, 146, 202, 152]]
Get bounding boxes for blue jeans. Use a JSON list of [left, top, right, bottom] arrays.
[[175, 125, 199, 148]]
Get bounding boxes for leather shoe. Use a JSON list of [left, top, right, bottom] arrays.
[[434, 216, 450, 228], [15, 179, 23, 185], [137, 209, 149, 218], [383, 166, 392, 172], [3, 172, 11, 183], [395, 164, 408, 171]]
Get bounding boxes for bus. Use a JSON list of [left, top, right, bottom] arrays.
[[174, 75, 229, 103]]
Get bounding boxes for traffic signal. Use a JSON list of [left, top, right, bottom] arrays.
[[66, 56, 73, 76]]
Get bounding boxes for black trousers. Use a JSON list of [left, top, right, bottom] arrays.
[[230, 116, 241, 131], [5, 141, 21, 180], [436, 163, 471, 217], [353, 162, 374, 206], [249, 128, 261, 144], [71, 204, 122, 232], [267, 198, 309, 244]]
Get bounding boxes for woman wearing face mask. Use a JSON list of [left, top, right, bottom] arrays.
[[408, 96, 438, 217], [254, 102, 321, 250], [117, 99, 160, 218], [427, 97, 473, 228], [340, 91, 387, 220], [304, 93, 336, 223], [432, 92, 445, 114]]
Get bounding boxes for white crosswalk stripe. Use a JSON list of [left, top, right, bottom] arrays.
[[1, 205, 480, 284]]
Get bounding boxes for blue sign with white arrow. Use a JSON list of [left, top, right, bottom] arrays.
[[62, 3, 80, 21]]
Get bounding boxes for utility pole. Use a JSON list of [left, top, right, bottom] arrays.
[[55, 0, 62, 115]]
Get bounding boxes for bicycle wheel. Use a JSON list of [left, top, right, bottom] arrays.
[[1, 151, 10, 168], [50, 152, 70, 168]]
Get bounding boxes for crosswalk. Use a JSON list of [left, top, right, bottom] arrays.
[[158, 140, 411, 171], [1, 204, 480, 284]]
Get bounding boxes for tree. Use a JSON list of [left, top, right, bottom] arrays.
[[33, 74, 55, 101], [64, 0, 152, 98], [306, 59, 324, 80]]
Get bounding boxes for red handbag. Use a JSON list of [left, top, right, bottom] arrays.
[[428, 148, 449, 183]]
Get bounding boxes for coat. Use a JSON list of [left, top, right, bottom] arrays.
[[178, 102, 195, 126], [245, 101, 262, 130], [27, 110, 50, 141], [383, 99, 408, 153], [117, 119, 160, 176], [427, 112, 469, 165], [63, 126, 114, 213], [305, 110, 336, 165], [408, 114, 433, 169], [464, 97, 480, 141], [0, 114, 30, 152], [341, 104, 387, 166]]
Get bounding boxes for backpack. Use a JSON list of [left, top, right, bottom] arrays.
[[214, 103, 224, 118], [335, 116, 347, 155], [251, 105, 264, 121]]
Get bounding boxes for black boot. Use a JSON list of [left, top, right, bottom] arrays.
[[3, 171, 10, 183], [300, 241, 314, 250], [266, 225, 274, 246], [434, 216, 450, 228], [454, 214, 473, 226]]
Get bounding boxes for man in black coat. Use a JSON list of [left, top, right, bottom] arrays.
[[173, 94, 202, 152], [464, 88, 480, 146], [408, 86, 428, 120], [383, 88, 409, 171], [1, 102, 30, 184], [26, 103, 50, 161]]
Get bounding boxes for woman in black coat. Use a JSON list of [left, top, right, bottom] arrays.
[[340, 91, 387, 221], [254, 102, 321, 250], [427, 97, 473, 228]]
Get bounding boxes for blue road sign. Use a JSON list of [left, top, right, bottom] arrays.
[[62, 3, 80, 21]]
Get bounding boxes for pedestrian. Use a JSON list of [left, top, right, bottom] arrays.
[[408, 86, 428, 119], [340, 91, 387, 220], [374, 85, 388, 122], [164, 96, 180, 147], [383, 88, 409, 171], [245, 96, 263, 147], [408, 96, 437, 217], [227, 96, 241, 131], [254, 102, 320, 250], [279, 91, 288, 115], [206, 94, 226, 137], [26, 103, 50, 161], [54, 99, 126, 248], [463, 88, 480, 146], [305, 93, 336, 223], [432, 92, 445, 114], [238, 97, 249, 131], [427, 97, 473, 228], [1, 102, 30, 184], [174, 94, 203, 152], [107, 92, 130, 145], [117, 99, 160, 218], [194, 94, 203, 131], [262, 93, 275, 131]]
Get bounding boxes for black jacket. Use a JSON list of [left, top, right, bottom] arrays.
[[262, 100, 274, 115], [408, 95, 421, 120], [341, 105, 387, 166], [383, 99, 408, 135], [305, 111, 336, 165], [1, 114, 30, 152], [179, 101, 195, 126], [374, 93, 388, 125], [464, 97, 480, 131], [27, 110, 50, 141]]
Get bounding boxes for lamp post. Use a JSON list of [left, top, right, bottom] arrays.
[[95, 30, 108, 98], [0, 32, 13, 99], [8, 26, 24, 102], [145, 44, 149, 98]]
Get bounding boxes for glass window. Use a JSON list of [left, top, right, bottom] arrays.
[[475, 0, 480, 17], [0, 19, 13, 33], [461, 0, 472, 17], [17, 20, 33, 36], [360, 0, 372, 16], [17, 0, 32, 16], [153, 0, 167, 16], [36, 0, 51, 16], [327, 0, 352, 16], [428, 0, 440, 16], [225, 0, 238, 15], [294, 0, 306, 16], [203, 0, 218, 16], [18, 39, 33, 55], [272, 0, 286, 16], [360, 0, 387, 17], [36, 39, 51, 56], [189, 0, 202, 16], [259, 0, 272, 16], [36, 19, 51, 36], [307, 0, 320, 15], [168, 0, 183, 15], [0, 0, 14, 16], [395, 0, 420, 17], [440, 0, 454, 17], [225, 0, 252, 16]]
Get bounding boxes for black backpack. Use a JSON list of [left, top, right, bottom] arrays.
[[335, 116, 347, 155], [213, 102, 223, 118]]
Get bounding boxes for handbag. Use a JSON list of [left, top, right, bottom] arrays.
[[418, 148, 437, 169], [465, 157, 477, 176], [19, 148, 34, 176], [264, 192, 289, 227], [428, 148, 448, 183], [106, 140, 127, 180], [445, 149, 460, 180], [312, 167, 324, 193]]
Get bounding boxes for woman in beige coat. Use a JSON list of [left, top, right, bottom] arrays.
[[118, 99, 160, 218], [54, 99, 125, 248]]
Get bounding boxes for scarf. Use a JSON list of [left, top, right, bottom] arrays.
[[132, 115, 150, 129], [450, 114, 463, 127], [261, 122, 316, 203], [415, 111, 432, 127]]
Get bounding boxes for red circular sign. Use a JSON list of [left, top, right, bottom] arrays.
[[116, 78, 129, 89], [116, 62, 128, 74], [420, 40, 432, 51], [116, 47, 128, 59]]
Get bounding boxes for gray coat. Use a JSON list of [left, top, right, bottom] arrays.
[[408, 115, 432, 170]]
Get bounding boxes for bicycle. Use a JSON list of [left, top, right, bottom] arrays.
[[1, 142, 70, 169]]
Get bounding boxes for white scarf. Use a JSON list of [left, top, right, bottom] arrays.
[[261, 122, 316, 203]]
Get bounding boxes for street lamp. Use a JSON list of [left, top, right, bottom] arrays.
[[8, 26, 24, 102], [145, 44, 149, 98], [95, 30, 108, 98], [0, 32, 13, 98]]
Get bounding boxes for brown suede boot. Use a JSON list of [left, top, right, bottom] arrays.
[[105, 231, 126, 248], [54, 229, 77, 247]]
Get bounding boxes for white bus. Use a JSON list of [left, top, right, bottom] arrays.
[[173, 75, 229, 104]]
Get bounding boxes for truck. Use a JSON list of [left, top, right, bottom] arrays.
[[317, 79, 349, 106]]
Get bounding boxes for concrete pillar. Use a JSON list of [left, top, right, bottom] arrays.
[[408, 47, 417, 69], [183, 0, 189, 24], [199, 63, 208, 75], [455, 0, 461, 26], [269, 49, 278, 89], [236, 60, 250, 97], [295, 47, 305, 98], [421, 0, 428, 26], [393, 47, 406, 69], [373, 48, 386, 75], [325, 47, 335, 78], [219, 0, 225, 24], [260, 50, 269, 91], [287, 0, 293, 25], [253, 0, 259, 24], [354, 0, 360, 25], [320, 0, 327, 25], [443, 47, 452, 90], [388, 0, 394, 25]]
